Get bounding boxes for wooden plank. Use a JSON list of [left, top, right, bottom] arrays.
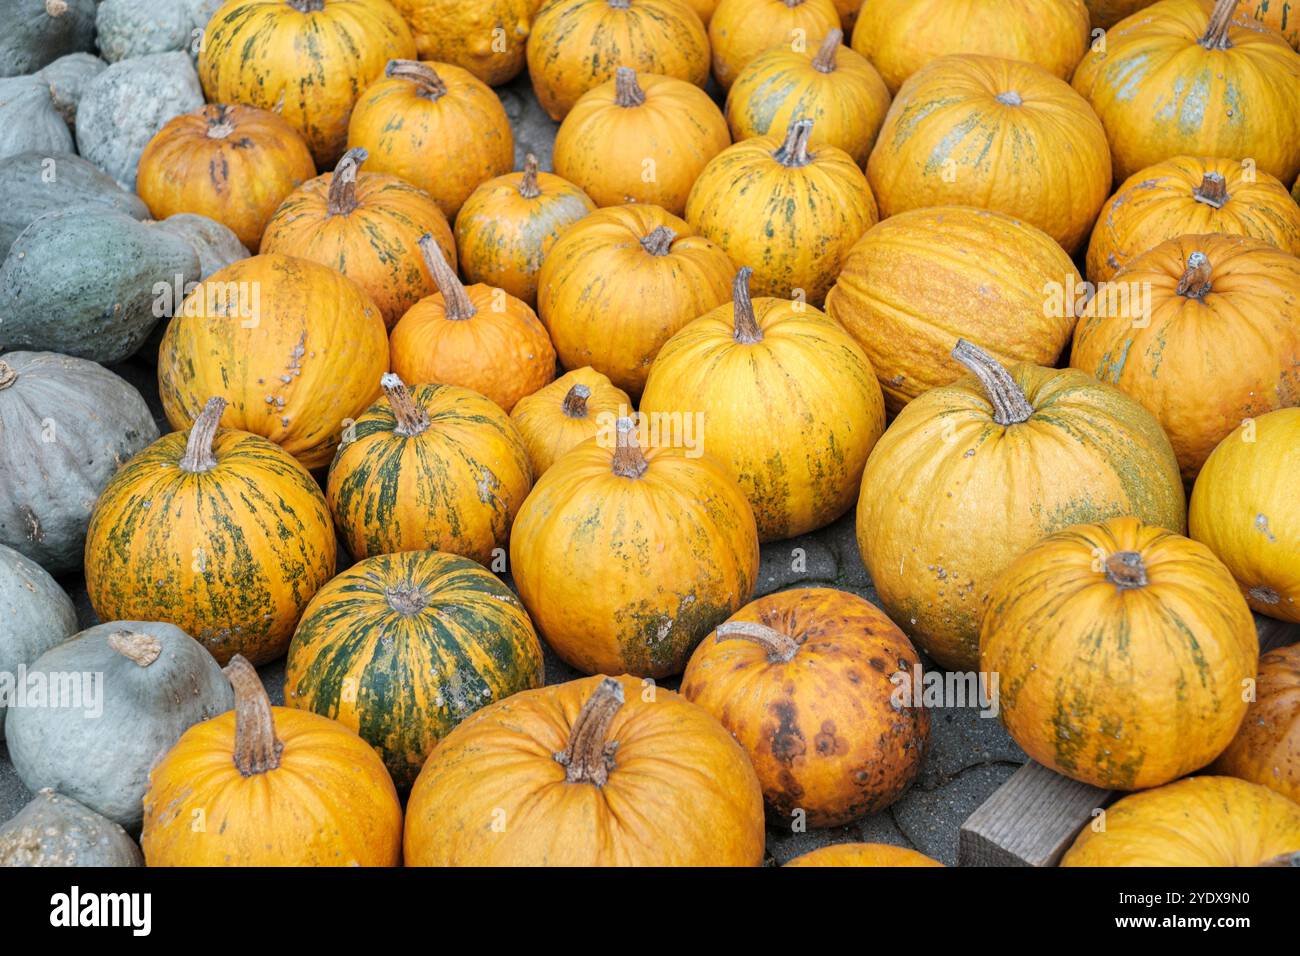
[[1256, 613, 1300, 654]]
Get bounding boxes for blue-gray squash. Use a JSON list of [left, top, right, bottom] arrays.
[[0, 151, 149, 254], [95, 0, 219, 63], [149, 213, 249, 277], [0, 542, 77, 738], [0, 0, 97, 77], [0, 352, 158, 571], [0, 789, 143, 866], [6, 621, 235, 827], [0, 74, 73, 160], [36, 51, 104, 126]]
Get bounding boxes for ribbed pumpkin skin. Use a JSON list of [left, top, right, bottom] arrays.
[[404, 675, 766, 866], [1242, 0, 1300, 46], [157, 254, 390, 470], [981, 518, 1257, 790], [285, 550, 544, 789], [1061, 776, 1300, 866], [510, 367, 633, 478], [709, 0, 842, 90], [786, 843, 944, 866], [824, 206, 1082, 415], [1087, 156, 1300, 282], [85, 428, 336, 666], [1213, 645, 1300, 802], [136, 104, 316, 253], [326, 384, 533, 565], [1070, 234, 1300, 480], [868, 54, 1111, 255], [1190, 409, 1300, 621], [1073, 0, 1300, 185], [197, 0, 416, 168], [527, 0, 711, 120], [389, 0, 532, 84], [1087, 0, 1159, 29]]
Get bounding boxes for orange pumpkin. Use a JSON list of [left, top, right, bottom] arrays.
[[786, 844, 944, 866], [388, 0, 533, 85], [1212, 645, 1300, 803], [709, 0, 842, 91], [509, 366, 632, 478], [1237, 0, 1300, 47]]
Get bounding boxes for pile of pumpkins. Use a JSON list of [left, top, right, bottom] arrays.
[[1, 0, 1299, 868]]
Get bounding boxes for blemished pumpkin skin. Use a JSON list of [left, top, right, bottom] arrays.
[[326, 376, 533, 565], [157, 253, 390, 471], [1190, 409, 1300, 621], [454, 154, 596, 308], [1212, 645, 1300, 802], [1087, 0, 1159, 29], [142, 656, 403, 867], [709, 0, 842, 91], [510, 418, 760, 678], [824, 206, 1083, 415], [85, 399, 337, 666], [1073, 0, 1300, 186], [786, 844, 944, 866], [641, 268, 885, 540], [347, 59, 513, 220], [136, 103, 316, 253], [388, 0, 532, 85], [1086, 156, 1300, 283], [509, 366, 633, 478], [285, 550, 544, 789], [1070, 234, 1300, 481], [725, 29, 891, 167], [685, 118, 877, 304], [680, 588, 928, 827], [980, 518, 1258, 790], [857, 342, 1187, 671], [536, 204, 734, 397], [867, 54, 1111, 255], [197, 0, 416, 168], [553, 68, 731, 218], [260, 148, 456, 330], [1061, 776, 1300, 866], [404, 675, 766, 866]]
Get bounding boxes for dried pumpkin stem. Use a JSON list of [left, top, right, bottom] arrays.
[[639, 225, 677, 256], [715, 621, 799, 662], [1104, 551, 1148, 590], [812, 29, 843, 73], [205, 104, 235, 140], [385, 585, 428, 615], [611, 417, 648, 479], [44, 0, 68, 15], [995, 90, 1023, 107], [178, 396, 228, 474], [326, 147, 367, 216], [386, 59, 447, 100], [951, 339, 1034, 426], [614, 67, 647, 108], [286, 0, 325, 11], [1192, 171, 1229, 209], [226, 655, 284, 776], [562, 383, 592, 418], [0, 361, 15, 390], [381, 373, 431, 437], [731, 267, 763, 344], [1176, 252, 1213, 299], [107, 631, 162, 668], [773, 118, 814, 168], [554, 677, 624, 786], [419, 233, 476, 320], [518, 153, 541, 200], [607, 0, 630, 8], [1200, 0, 1237, 49]]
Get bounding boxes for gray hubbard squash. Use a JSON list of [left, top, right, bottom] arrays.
[[95, 0, 222, 64], [6, 621, 235, 827], [0, 0, 96, 77], [36, 51, 105, 126], [0, 150, 148, 254], [0, 74, 73, 159], [0, 542, 77, 738], [149, 213, 249, 276], [0, 789, 143, 866]]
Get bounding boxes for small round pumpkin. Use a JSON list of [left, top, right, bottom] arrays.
[[785, 843, 944, 867], [136, 103, 316, 253], [709, 0, 842, 91], [1212, 644, 1300, 803], [509, 366, 633, 478], [404, 675, 766, 865], [554, 67, 731, 217], [388, 0, 532, 85], [142, 656, 403, 866]]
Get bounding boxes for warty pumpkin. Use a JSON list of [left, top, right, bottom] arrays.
[[1073, 0, 1300, 185], [554, 67, 731, 217], [0, 790, 142, 868], [857, 341, 1186, 671], [1212, 644, 1300, 803], [709, 0, 841, 91], [509, 366, 633, 478], [142, 656, 403, 866], [785, 843, 944, 866], [686, 117, 877, 304], [1070, 233, 1300, 480], [867, 54, 1111, 255], [536, 203, 734, 396], [260, 147, 456, 329], [510, 417, 759, 677], [404, 675, 766, 865], [388, 0, 532, 85], [824, 206, 1083, 415]]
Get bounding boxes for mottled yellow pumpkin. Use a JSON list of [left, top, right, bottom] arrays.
[[389, 0, 533, 85], [1212, 644, 1300, 803], [509, 367, 632, 478], [709, 0, 842, 90], [786, 844, 944, 866]]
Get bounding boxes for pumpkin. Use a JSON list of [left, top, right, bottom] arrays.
[[510, 366, 633, 478], [0, 75, 72, 160], [1190, 408, 1300, 620], [137, 103, 317, 254], [94, 0, 213, 62], [1070, 234, 1300, 480], [857, 341, 1186, 671], [554, 67, 730, 217], [785, 844, 944, 866], [35, 51, 104, 126], [0, 150, 147, 253], [286, 549, 544, 788], [326, 376, 532, 565], [0, 790, 142, 867], [1213, 645, 1300, 802], [198, 0, 415, 168], [825, 206, 1083, 415], [85, 398, 337, 665], [454, 153, 597, 307], [0, 352, 158, 572], [157, 253, 389, 469], [686, 117, 877, 303], [867, 54, 1111, 255], [0, 542, 77, 738], [1087, 156, 1300, 283], [148, 213, 250, 277], [388, 0, 531, 85], [641, 267, 885, 540], [1073, 0, 1300, 185], [346, 59, 512, 219], [527, 0, 710, 120], [261, 148, 456, 329], [709, 0, 841, 91], [1087, 0, 1158, 29], [537, 204, 734, 396], [1239, 0, 1300, 47], [725, 28, 891, 167], [0, 0, 95, 77], [680, 588, 928, 827], [404, 675, 766, 865], [683, 0, 718, 24], [7, 622, 236, 826], [142, 655, 403, 866], [1061, 776, 1300, 866]]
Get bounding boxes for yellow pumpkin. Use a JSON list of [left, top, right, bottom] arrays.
[[388, 0, 533, 85], [1212, 644, 1300, 803], [682, 0, 718, 24], [786, 844, 944, 866], [709, 0, 842, 91], [1237, 0, 1300, 47], [509, 366, 633, 478]]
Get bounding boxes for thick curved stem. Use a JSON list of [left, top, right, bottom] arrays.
[[812, 29, 842, 73], [225, 655, 283, 776], [731, 267, 763, 344], [554, 677, 623, 786], [107, 631, 161, 668], [715, 621, 799, 662], [419, 233, 476, 320], [773, 118, 814, 168], [178, 397, 227, 474], [381, 373, 430, 437], [951, 340, 1034, 426], [614, 67, 646, 107], [326, 147, 367, 215], [518, 153, 541, 200], [1200, 0, 1237, 49], [562, 383, 591, 418], [1104, 551, 1148, 590], [205, 103, 235, 140], [611, 417, 648, 479], [385, 59, 447, 100], [639, 225, 676, 256], [1176, 252, 1213, 299], [0, 361, 15, 390], [1192, 171, 1228, 209]]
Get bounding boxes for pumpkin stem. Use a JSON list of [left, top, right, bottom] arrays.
[[731, 267, 763, 344], [285, 0, 325, 11], [1192, 171, 1229, 209], [107, 630, 162, 668], [225, 655, 283, 776], [1104, 551, 1148, 590], [639, 225, 677, 256], [715, 621, 799, 662], [951, 339, 1034, 426], [607, 0, 630, 8], [0, 361, 15, 390], [419, 233, 476, 321], [205, 104, 235, 140], [611, 417, 648, 479], [562, 383, 592, 418], [554, 677, 623, 786], [386, 59, 447, 101], [1176, 252, 1213, 299], [518, 153, 541, 200], [812, 29, 843, 73], [995, 90, 1023, 107], [380, 373, 431, 438], [326, 147, 367, 216], [614, 67, 647, 108], [773, 118, 814, 168], [178, 397, 227, 474], [44, 0, 68, 15], [385, 585, 428, 615], [1200, 0, 1237, 49]]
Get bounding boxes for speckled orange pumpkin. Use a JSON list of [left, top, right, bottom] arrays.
[[786, 843, 944, 866], [1212, 644, 1300, 803], [509, 367, 632, 478], [709, 0, 842, 90]]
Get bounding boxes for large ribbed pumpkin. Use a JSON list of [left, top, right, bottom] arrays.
[[510, 366, 633, 478], [786, 844, 944, 866], [824, 206, 1082, 414], [389, 0, 533, 85], [1212, 645, 1300, 803], [709, 0, 842, 90], [857, 342, 1186, 671]]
